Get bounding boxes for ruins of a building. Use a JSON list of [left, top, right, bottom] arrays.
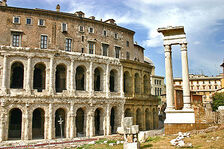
[[0, 1, 159, 142]]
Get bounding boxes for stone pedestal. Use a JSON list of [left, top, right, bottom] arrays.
[[123, 142, 140, 149]]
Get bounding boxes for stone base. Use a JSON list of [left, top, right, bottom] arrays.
[[123, 142, 140, 149], [164, 123, 195, 135]]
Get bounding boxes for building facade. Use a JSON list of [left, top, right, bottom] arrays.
[[0, 2, 158, 142], [174, 74, 222, 103]]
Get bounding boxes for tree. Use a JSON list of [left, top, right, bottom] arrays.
[[212, 92, 224, 111]]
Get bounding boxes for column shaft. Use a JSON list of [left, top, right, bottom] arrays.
[[89, 62, 93, 95], [1, 55, 7, 93], [70, 59, 75, 93], [164, 45, 174, 110], [120, 65, 124, 97], [105, 63, 109, 98], [0, 107, 5, 142], [181, 43, 191, 109], [106, 104, 110, 135], [48, 103, 53, 139], [26, 57, 32, 93], [49, 57, 54, 94], [69, 103, 75, 138]]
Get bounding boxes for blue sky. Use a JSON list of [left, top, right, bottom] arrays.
[[7, 0, 224, 78]]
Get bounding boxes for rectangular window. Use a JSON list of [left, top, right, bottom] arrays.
[[81, 36, 84, 42], [102, 44, 109, 56], [81, 48, 84, 53], [126, 41, 129, 47], [89, 42, 94, 54], [12, 33, 20, 47], [155, 87, 157, 95], [114, 33, 118, 39], [26, 18, 32, 25], [115, 46, 120, 58], [103, 30, 107, 36], [155, 80, 156, 85], [79, 26, 84, 32], [13, 16, 20, 24], [38, 19, 45, 26], [89, 27, 94, 33], [40, 35, 47, 49], [65, 38, 72, 51], [126, 52, 130, 60], [62, 23, 67, 32]]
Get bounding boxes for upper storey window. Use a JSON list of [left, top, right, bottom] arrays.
[[61, 23, 67, 32], [115, 46, 121, 58], [102, 44, 109, 56], [114, 33, 118, 39], [89, 27, 94, 33], [12, 33, 20, 47], [89, 42, 95, 54], [26, 18, 32, 25], [38, 19, 45, 26], [65, 38, 72, 51], [126, 41, 129, 47], [13, 16, 20, 24], [40, 35, 48, 49], [126, 52, 130, 60], [79, 26, 84, 32], [103, 30, 107, 36]]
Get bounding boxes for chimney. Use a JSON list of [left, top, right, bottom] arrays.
[[56, 4, 60, 12], [1, 0, 7, 6], [89, 16, 95, 20]]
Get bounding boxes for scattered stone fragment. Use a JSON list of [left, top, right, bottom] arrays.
[[88, 141, 95, 144], [109, 143, 114, 146], [103, 140, 108, 144]]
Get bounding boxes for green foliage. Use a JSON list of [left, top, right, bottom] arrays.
[[145, 136, 161, 143], [212, 92, 224, 111]]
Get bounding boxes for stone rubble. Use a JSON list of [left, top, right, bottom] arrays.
[[170, 132, 192, 148]]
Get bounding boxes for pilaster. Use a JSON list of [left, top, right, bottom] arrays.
[[120, 65, 124, 97], [26, 56, 32, 93], [48, 103, 53, 139], [89, 62, 93, 96], [106, 104, 111, 135], [70, 59, 75, 95], [105, 63, 110, 98], [49, 57, 54, 94], [1, 55, 8, 94]]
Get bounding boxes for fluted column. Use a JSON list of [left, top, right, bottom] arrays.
[[181, 43, 191, 109], [164, 45, 174, 110], [1, 55, 7, 94], [70, 59, 75, 94], [105, 63, 110, 98], [26, 56, 32, 93], [48, 103, 53, 139], [120, 65, 124, 97], [49, 57, 54, 94], [89, 62, 93, 95]]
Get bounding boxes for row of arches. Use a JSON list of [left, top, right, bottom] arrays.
[[124, 108, 157, 130], [10, 62, 119, 93], [7, 107, 117, 140]]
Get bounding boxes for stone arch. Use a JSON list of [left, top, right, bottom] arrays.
[[76, 65, 86, 91], [94, 67, 104, 91], [55, 108, 66, 138], [32, 108, 45, 139], [55, 64, 67, 92], [110, 69, 118, 92], [135, 73, 141, 94], [94, 107, 104, 135], [145, 108, 150, 130], [143, 75, 149, 94], [136, 108, 142, 130], [153, 108, 157, 129], [76, 108, 85, 137], [33, 62, 46, 92], [8, 108, 22, 140], [10, 61, 24, 89], [123, 71, 132, 94], [124, 108, 132, 117]]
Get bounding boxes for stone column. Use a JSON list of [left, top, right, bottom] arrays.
[[48, 103, 53, 139], [23, 104, 29, 140], [105, 63, 110, 98], [87, 109, 94, 137], [89, 62, 93, 95], [1, 55, 8, 94], [69, 102, 76, 138], [49, 57, 54, 94], [106, 104, 111, 135], [26, 56, 32, 93], [181, 43, 191, 109], [0, 104, 6, 142], [120, 65, 124, 97], [164, 45, 174, 110], [70, 59, 75, 94]]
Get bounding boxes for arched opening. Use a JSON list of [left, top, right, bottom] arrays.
[[8, 108, 22, 140], [94, 108, 103, 135], [123, 71, 132, 94], [135, 73, 140, 94], [153, 108, 157, 129], [55, 64, 66, 92], [55, 108, 66, 138], [145, 109, 150, 130], [144, 75, 149, 94], [110, 107, 116, 134], [33, 63, 46, 92], [110, 70, 118, 92], [76, 66, 85, 91], [10, 62, 24, 89], [76, 108, 85, 137], [32, 108, 45, 139], [136, 108, 142, 130], [94, 68, 103, 91], [124, 108, 132, 117]]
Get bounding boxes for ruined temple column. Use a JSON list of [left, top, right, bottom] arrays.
[[89, 62, 93, 95], [120, 65, 124, 97], [49, 57, 54, 94], [181, 43, 191, 109], [48, 103, 53, 139], [70, 59, 75, 94], [164, 45, 174, 110], [105, 63, 110, 98], [26, 56, 32, 93], [1, 55, 8, 94]]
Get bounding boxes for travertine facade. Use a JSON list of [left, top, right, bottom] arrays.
[[0, 1, 158, 142]]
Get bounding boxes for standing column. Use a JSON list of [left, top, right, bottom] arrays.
[[87, 109, 94, 137], [164, 45, 174, 110], [26, 56, 32, 93], [69, 102, 75, 138], [49, 57, 54, 94], [181, 43, 191, 109], [105, 63, 110, 98], [23, 104, 29, 140], [120, 65, 124, 97], [1, 55, 7, 94], [106, 104, 111, 135], [70, 59, 75, 94], [48, 103, 53, 139], [89, 62, 93, 96]]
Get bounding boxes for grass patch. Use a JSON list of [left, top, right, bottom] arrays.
[[145, 136, 161, 143]]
